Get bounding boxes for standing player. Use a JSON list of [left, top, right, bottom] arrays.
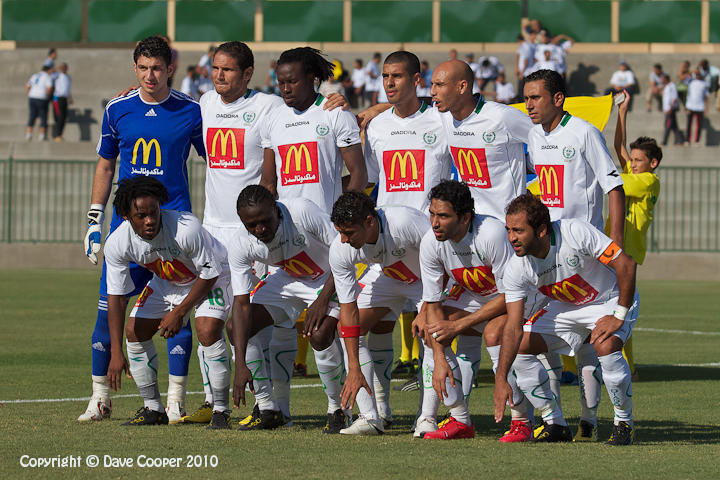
[[104, 177, 232, 428], [80, 36, 205, 423], [495, 193, 637, 445], [330, 192, 430, 434], [228, 186, 349, 433]]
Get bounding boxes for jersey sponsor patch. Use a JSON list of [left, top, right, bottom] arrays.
[[275, 251, 325, 280], [444, 284, 465, 301], [538, 273, 598, 305], [381, 261, 419, 284], [143, 258, 197, 285], [599, 241, 622, 265], [535, 164, 564, 208], [278, 141, 319, 186], [207, 127, 245, 169], [382, 149, 425, 192], [450, 265, 497, 296], [135, 286, 154, 307], [449, 147, 492, 189], [524, 308, 546, 326]]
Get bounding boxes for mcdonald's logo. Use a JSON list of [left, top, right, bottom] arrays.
[[131, 138, 162, 167], [275, 251, 324, 280], [449, 147, 492, 188], [382, 149, 425, 192], [134, 286, 154, 307], [445, 284, 464, 301], [451, 265, 497, 296], [207, 127, 245, 169], [538, 273, 598, 305], [278, 142, 319, 186], [381, 261, 419, 285], [143, 258, 196, 285], [535, 164, 564, 208], [524, 308, 546, 326]]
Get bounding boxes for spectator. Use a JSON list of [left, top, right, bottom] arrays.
[[43, 48, 57, 69], [416, 60, 432, 99], [661, 73, 682, 146], [697, 59, 720, 109], [605, 61, 636, 96], [646, 63, 665, 112], [350, 59, 365, 108], [549, 33, 573, 78], [685, 70, 708, 146], [319, 60, 345, 97], [677, 60, 691, 105], [180, 65, 199, 100], [25, 65, 54, 141], [465, 53, 481, 94], [493, 71, 516, 104], [448, 48, 458, 61], [532, 49, 560, 73], [196, 64, 214, 96], [364, 52, 382, 106], [476, 55, 504, 92], [515, 32, 536, 100], [198, 45, 215, 74], [264, 59, 279, 95], [52, 63, 71, 141]]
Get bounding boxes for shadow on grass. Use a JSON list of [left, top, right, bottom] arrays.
[[635, 365, 720, 382]]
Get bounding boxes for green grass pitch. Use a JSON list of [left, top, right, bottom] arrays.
[[1, 269, 719, 479]]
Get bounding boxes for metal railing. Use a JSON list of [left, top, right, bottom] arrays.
[[0, 158, 718, 252]]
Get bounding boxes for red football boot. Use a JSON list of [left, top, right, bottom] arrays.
[[422, 416, 475, 439]]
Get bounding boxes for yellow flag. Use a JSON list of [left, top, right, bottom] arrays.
[[511, 94, 613, 132]]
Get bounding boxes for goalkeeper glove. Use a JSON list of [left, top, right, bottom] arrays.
[[83, 204, 105, 265]]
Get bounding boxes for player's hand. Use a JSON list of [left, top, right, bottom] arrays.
[[83, 205, 104, 265], [324, 93, 350, 111], [615, 89, 631, 114], [412, 313, 427, 340], [432, 357, 455, 400], [493, 377, 513, 423], [158, 311, 184, 339], [114, 85, 139, 98], [233, 365, 254, 408], [590, 314, 624, 345], [107, 353, 131, 392], [303, 298, 328, 337], [341, 367, 372, 410], [427, 318, 458, 344]]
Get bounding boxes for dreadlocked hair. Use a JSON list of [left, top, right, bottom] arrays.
[[113, 176, 169, 217], [236, 184, 276, 211], [277, 47, 334, 81]]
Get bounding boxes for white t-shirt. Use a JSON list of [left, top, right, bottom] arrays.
[[365, 102, 451, 213], [180, 76, 198, 100], [495, 81, 516, 103], [503, 219, 620, 307], [364, 61, 381, 92], [531, 59, 560, 73], [261, 94, 361, 213], [27, 72, 53, 100], [53, 72, 71, 98], [517, 41, 536, 76], [551, 41, 572, 74], [200, 89, 284, 228], [609, 70, 635, 88], [352, 68, 366, 89], [468, 62, 481, 94], [528, 113, 623, 229], [440, 97, 534, 221], [534, 44, 554, 64], [420, 214, 512, 304], [477, 56, 503, 79], [227, 199, 337, 296], [685, 79, 708, 112], [330, 206, 429, 304], [104, 210, 227, 295], [662, 82, 679, 112]]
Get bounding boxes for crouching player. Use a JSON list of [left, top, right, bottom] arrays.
[[330, 192, 430, 434], [494, 193, 637, 445], [105, 177, 232, 428], [228, 185, 349, 433]]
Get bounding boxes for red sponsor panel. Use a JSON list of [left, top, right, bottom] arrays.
[[275, 251, 325, 280], [381, 261, 419, 285], [278, 142, 319, 185], [451, 265, 497, 296], [382, 149, 425, 192], [538, 273, 598, 305], [450, 146, 492, 188], [524, 308, 546, 326], [206, 127, 245, 169], [535, 164, 564, 208], [445, 284, 465, 301], [135, 286, 154, 307], [144, 258, 197, 285]]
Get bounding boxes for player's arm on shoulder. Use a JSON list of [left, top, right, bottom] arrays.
[[356, 103, 392, 130], [260, 148, 278, 197]]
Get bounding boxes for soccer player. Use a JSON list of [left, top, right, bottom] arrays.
[[104, 177, 232, 428], [260, 46, 366, 213], [495, 192, 637, 445], [80, 36, 205, 423], [414, 180, 529, 440], [330, 192, 430, 434], [430, 60, 534, 221], [228, 185, 349, 433]]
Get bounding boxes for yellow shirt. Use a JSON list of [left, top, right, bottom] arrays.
[[605, 164, 660, 264]]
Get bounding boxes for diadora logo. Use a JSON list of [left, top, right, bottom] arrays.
[[207, 128, 245, 169], [451, 265, 497, 296], [381, 261, 419, 285], [538, 273, 598, 305], [450, 147, 491, 188], [131, 138, 162, 170], [135, 286, 154, 307], [382, 149, 425, 192], [535, 164, 564, 208], [143, 259, 196, 285], [275, 251, 324, 279], [278, 142, 319, 186]]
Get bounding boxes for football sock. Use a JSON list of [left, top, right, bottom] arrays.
[[91, 375, 110, 401], [340, 335, 379, 420], [167, 374, 187, 412], [577, 343, 601, 425], [561, 354, 577, 374], [513, 354, 566, 426], [270, 326, 297, 418], [441, 346, 471, 425], [368, 331, 393, 419], [598, 351, 633, 426], [203, 338, 231, 413], [247, 326, 276, 411], [167, 321, 192, 376], [91, 296, 112, 376], [126, 339, 162, 412], [420, 342, 441, 421], [398, 312, 415, 363], [197, 344, 213, 404], [486, 345, 533, 423], [538, 352, 563, 408], [456, 335, 483, 401], [314, 338, 345, 414]]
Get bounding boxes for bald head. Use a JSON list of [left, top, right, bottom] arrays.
[[436, 60, 475, 86], [431, 60, 477, 115]]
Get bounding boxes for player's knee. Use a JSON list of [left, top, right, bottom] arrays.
[[309, 317, 338, 351], [593, 335, 624, 357], [195, 317, 224, 347], [518, 332, 546, 355]]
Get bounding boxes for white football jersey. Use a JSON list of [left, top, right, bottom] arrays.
[[441, 97, 534, 221], [227, 199, 338, 296], [261, 94, 361, 213], [504, 219, 621, 307], [528, 113, 623, 229], [200, 89, 284, 227], [104, 210, 227, 295], [330, 206, 430, 304], [364, 102, 451, 214], [420, 214, 513, 304]]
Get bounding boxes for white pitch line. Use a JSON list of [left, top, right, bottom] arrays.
[[643, 362, 720, 368], [634, 327, 720, 336]]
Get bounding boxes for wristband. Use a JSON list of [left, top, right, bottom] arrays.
[[340, 325, 361, 338], [613, 305, 629, 321]]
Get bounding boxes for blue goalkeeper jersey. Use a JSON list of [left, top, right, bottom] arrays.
[[97, 89, 205, 230]]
